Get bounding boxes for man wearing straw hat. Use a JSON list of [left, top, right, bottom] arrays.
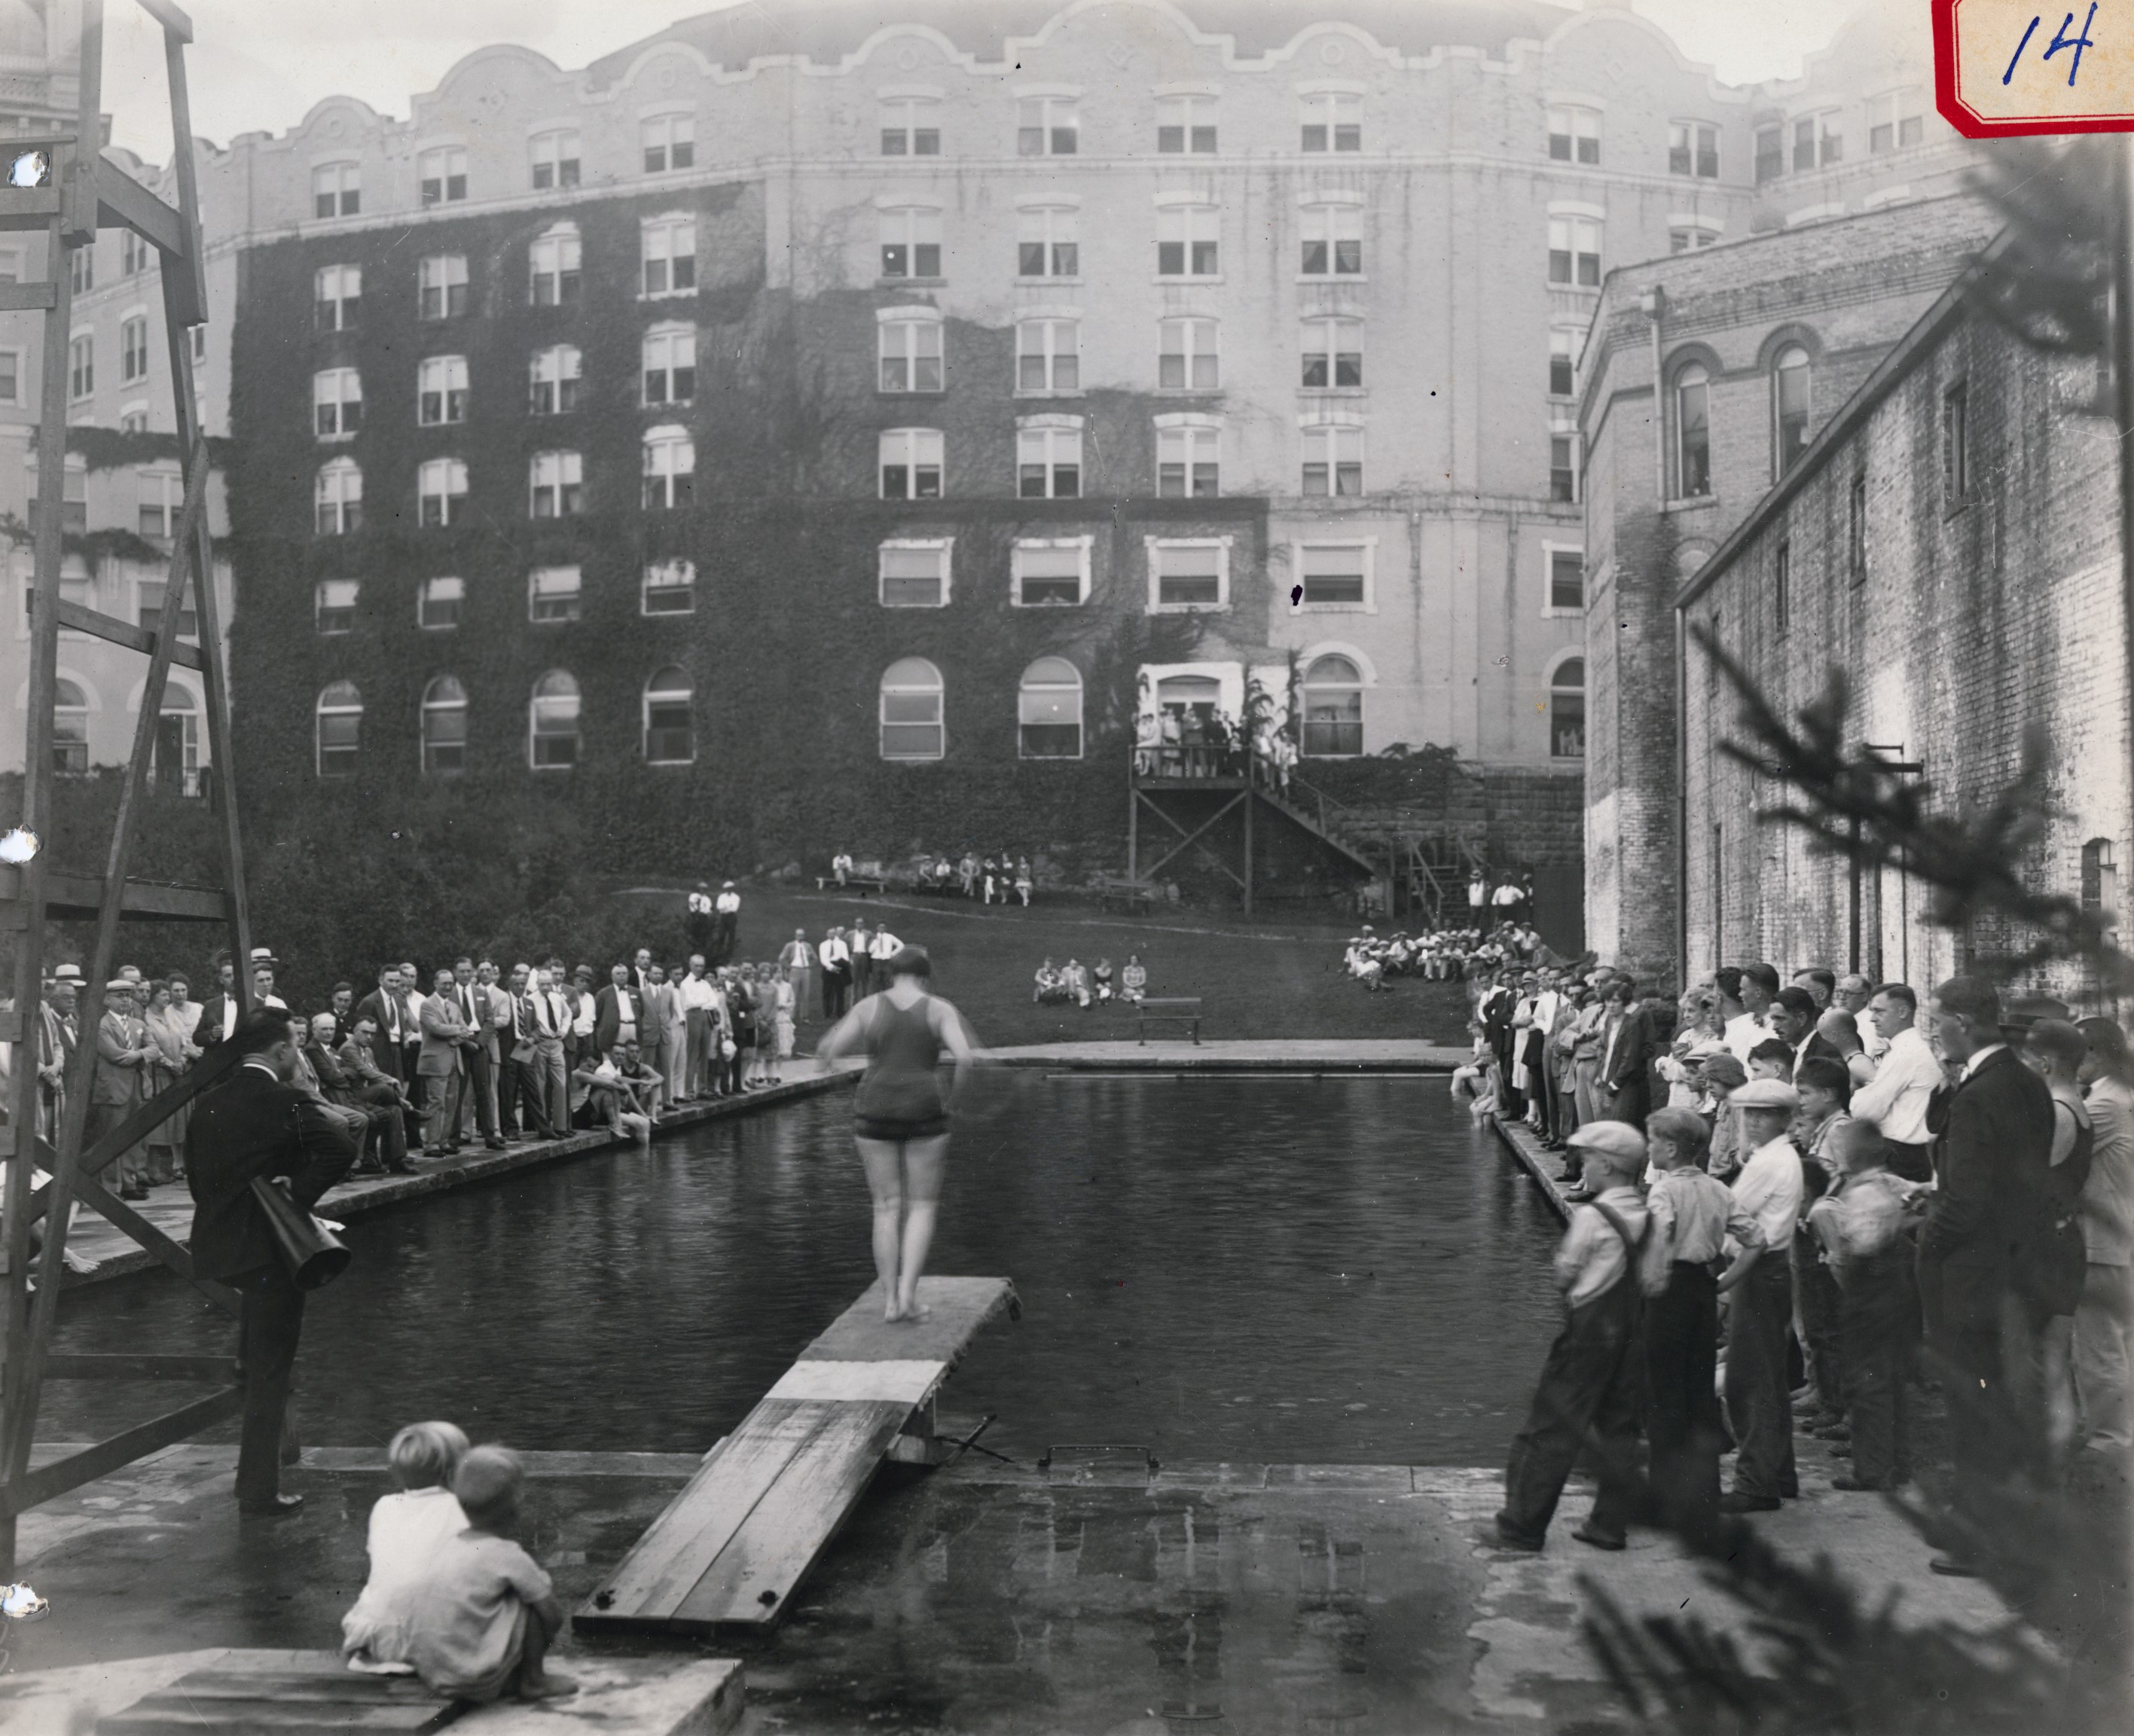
[[90, 978, 157, 1201]]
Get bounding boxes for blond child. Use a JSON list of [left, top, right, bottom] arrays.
[[342, 1421, 471, 1673], [405, 1445, 575, 1703]]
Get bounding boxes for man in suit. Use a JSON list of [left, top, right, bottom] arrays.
[[637, 963, 679, 1118], [417, 966, 475, 1156], [1598, 976, 1654, 1131], [593, 963, 641, 1060], [848, 917, 876, 1001], [1918, 975, 2056, 1574], [335, 1014, 414, 1173], [448, 957, 505, 1151], [778, 930, 816, 1029], [630, 948, 656, 1002], [35, 975, 74, 1143], [353, 965, 419, 1153], [1771, 986, 1845, 1079], [527, 965, 572, 1135], [185, 1007, 356, 1514], [818, 929, 852, 1021], [91, 980, 157, 1199]]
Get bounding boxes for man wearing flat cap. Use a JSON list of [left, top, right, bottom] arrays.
[[1494, 1120, 1652, 1552], [1718, 1077, 1806, 1513]]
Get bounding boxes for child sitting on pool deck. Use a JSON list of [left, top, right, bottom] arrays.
[[405, 1445, 575, 1704], [1451, 1021, 1498, 1123], [342, 1420, 471, 1675]]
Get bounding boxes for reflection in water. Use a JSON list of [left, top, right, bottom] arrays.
[[45, 1075, 1561, 1463]]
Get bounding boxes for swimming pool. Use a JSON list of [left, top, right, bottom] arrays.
[[45, 1072, 1564, 1464]]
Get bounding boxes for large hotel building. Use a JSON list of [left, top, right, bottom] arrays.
[[2, 0, 1971, 909]]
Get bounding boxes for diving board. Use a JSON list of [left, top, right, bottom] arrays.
[[575, 1275, 1016, 1635]]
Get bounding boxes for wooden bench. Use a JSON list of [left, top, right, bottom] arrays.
[[815, 875, 888, 895], [1137, 996, 1203, 1044], [1093, 875, 1163, 914], [575, 1276, 1017, 1637]]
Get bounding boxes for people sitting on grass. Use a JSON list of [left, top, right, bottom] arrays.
[[1091, 958, 1115, 1002], [343, 1420, 472, 1676], [1063, 959, 1091, 1008], [1121, 956, 1147, 1004], [1033, 958, 1066, 1005]]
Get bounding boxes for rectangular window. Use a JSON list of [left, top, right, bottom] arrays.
[[530, 451, 582, 519], [1848, 474, 1868, 586], [880, 206, 942, 279], [530, 129, 582, 189], [529, 565, 582, 622], [643, 113, 696, 173], [1157, 204, 1219, 277], [136, 468, 182, 539], [643, 559, 697, 615], [1755, 124, 1784, 183], [879, 317, 943, 392], [315, 264, 361, 330], [1774, 538, 1791, 635], [67, 333, 92, 400], [1152, 541, 1224, 609], [136, 578, 197, 640], [642, 326, 696, 406], [1298, 544, 1366, 606], [419, 145, 467, 206], [1794, 112, 1842, 170], [1156, 94, 1217, 154], [121, 230, 148, 276], [420, 575, 464, 629], [420, 253, 469, 319], [1546, 105, 1601, 165], [530, 343, 582, 414], [69, 245, 93, 294], [530, 227, 580, 307], [316, 578, 359, 634], [1018, 96, 1078, 156], [1549, 548, 1585, 612], [1942, 382, 1968, 503], [879, 428, 943, 499], [0, 350, 18, 404], [1302, 424, 1363, 496], [1669, 226, 1718, 253], [1300, 91, 1360, 152], [313, 367, 362, 437], [1550, 328, 1577, 396], [1300, 317, 1363, 389], [419, 457, 468, 526], [642, 217, 697, 295], [1156, 423, 1220, 497], [1017, 319, 1079, 392], [1550, 429, 1578, 502], [1868, 88, 1924, 153], [643, 434, 695, 508], [1016, 423, 1082, 498], [1668, 121, 1720, 177], [1013, 539, 1087, 606], [880, 542, 949, 607], [1016, 206, 1079, 278], [1546, 216, 1601, 286], [418, 355, 469, 426], [1159, 317, 1218, 389], [881, 96, 942, 157], [1300, 203, 1362, 276], [312, 162, 360, 218], [120, 316, 148, 383]]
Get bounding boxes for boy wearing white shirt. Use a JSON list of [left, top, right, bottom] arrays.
[[1721, 1078, 1806, 1512]]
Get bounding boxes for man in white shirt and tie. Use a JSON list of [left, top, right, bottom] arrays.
[[1848, 982, 1940, 1180], [778, 929, 816, 1026], [1724, 963, 1778, 1063], [714, 882, 741, 966], [868, 924, 902, 989], [676, 956, 720, 1100], [817, 927, 851, 1021], [527, 966, 572, 1133]]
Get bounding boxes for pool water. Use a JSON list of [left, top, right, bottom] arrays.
[[45, 1072, 1564, 1465]]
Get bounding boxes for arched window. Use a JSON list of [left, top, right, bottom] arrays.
[[1772, 344, 1811, 476], [316, 456, 362, 534], [420, 675, 467, 776], [316, 680, 362, 776], [1675, 363, 1711, 499], [643, 426, 695, 508], [529, 671, 580, 769], [1300, 655, 1363, 757], [2083, 837, 2118, 927], [52, 676, 88, 773], [154, 683, 200, 794], [1018, 657, 1082, 759], [644, 667, 693, 764], [879, 657, 944, 761], [1549, 657, 1586, 760]]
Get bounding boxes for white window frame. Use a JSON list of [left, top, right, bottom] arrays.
[[1546, 650, 1586, 761], [118, 400, 148, 434], [1015, 201, 1080, 280], [420, 252, 469, 319], [1156, 197, 1220, 281], [315, 578, 359, 636], [1158, 316, 1219, 391], [529, 672, 582, 770], [1015, 315, 1080, 395], [643, 425, 695, 509], [1550, 420, 1580, 505], [529, 450, 583, 520], [528, 224, 579, 307], [1867, 87, 1925, 154], [642, 111, 697, 174], [1156, 91, 1218, 154], [1299, 198, 1363, 279], [1549, 325, 1580, 397], [878, 538, 953, 609], [644, 668, 695, 764], [879, 93, 942, 157], [417, 354, 469, 426], [1010, 535, 1091, 608], [420, 676, 468, 776], [417, 144, 467, 206], [1289, 539, 1376, 614], [1299, 87, 1362, 153], [1668, 214, 1725, 253], [316, 681, 362, 775], [311, 160, 360, 219], [530, 127, 581, 190], [1016, 415, 1083, 499], [313, 366, 362, 439], [641, 215, 697, 297], [418, 574, 465, 630], [1299, 416, 1364, 497], [878, 427, 943, 500], [119, 312, 149, 383], [1668, 119, 1720, 178], [878, 308, 944, 393], [1155, 413, 1220, 499], [642, 323, 696, 407], [1145, 535, 1231, 614], [528, 565, 582, 624], [1018, 657, 1085, 760], [1299, 650, 1368, 758], [1017, 91, 1079, 157], [1546, 103, 1602, 165], [0, 344, 23, 404], [121, 228, 149, 276], [315, 263, 360, 331], [1300, 314, 1363, 391], [134, 466, 183, 541], [1542, 539, 1586, 618], [530, 343, 582, 415], [1794, 108, 1844, 169], [315, 457, 362, 534], [642, 558, 697, 615], [134, 558, 197, 636], [67, 330, 92, 401], [418, 457, 468, 527], [878, 658, 945, 761], [878, 202, 943, 281], [1546, 205, 1604, 287]]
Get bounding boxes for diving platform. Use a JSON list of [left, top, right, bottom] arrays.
[[575, 1276, 1018, 1635]]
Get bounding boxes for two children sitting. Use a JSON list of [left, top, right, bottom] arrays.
[[343, 1420, 575, 1704]]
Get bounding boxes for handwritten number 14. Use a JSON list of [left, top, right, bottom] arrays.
[[2004, 5, 2098, 87]]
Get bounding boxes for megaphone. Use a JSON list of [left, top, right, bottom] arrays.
[[249, 1177, 352, 1289]]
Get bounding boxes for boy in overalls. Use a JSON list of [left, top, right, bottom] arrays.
[[1494, 1120, 1651, 1551]]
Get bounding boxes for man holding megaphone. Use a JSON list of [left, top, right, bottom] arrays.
[[185, 1007, 358, 1516]]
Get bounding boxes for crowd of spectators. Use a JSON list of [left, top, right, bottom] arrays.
[[1342, 922, 1546, 990], [831, 850, 1034, 905], [1032, 955, 1147, 1007]]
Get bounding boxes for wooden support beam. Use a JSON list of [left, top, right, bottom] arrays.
[[0, 864, 229, 923], [135, 0, 195, 44], [34, 593, 204, 670], [0, 282, 55, 312], [92, 159, 185, 258], [0, 188, 62, 230], [1134, 792, 1248, 889], [0, 1385, 242, 1517], [73, 1172, 240, 1316]]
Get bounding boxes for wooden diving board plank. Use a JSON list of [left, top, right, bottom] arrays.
[[576, 1275, 1015, 1636]]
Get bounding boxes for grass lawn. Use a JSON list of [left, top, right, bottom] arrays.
[[612, 883, 1473, 1048]]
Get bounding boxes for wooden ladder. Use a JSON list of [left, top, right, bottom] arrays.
[[0, 0, 256, 1579]]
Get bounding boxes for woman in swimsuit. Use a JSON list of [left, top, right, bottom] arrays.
[[817, 946, 975, 1323]]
